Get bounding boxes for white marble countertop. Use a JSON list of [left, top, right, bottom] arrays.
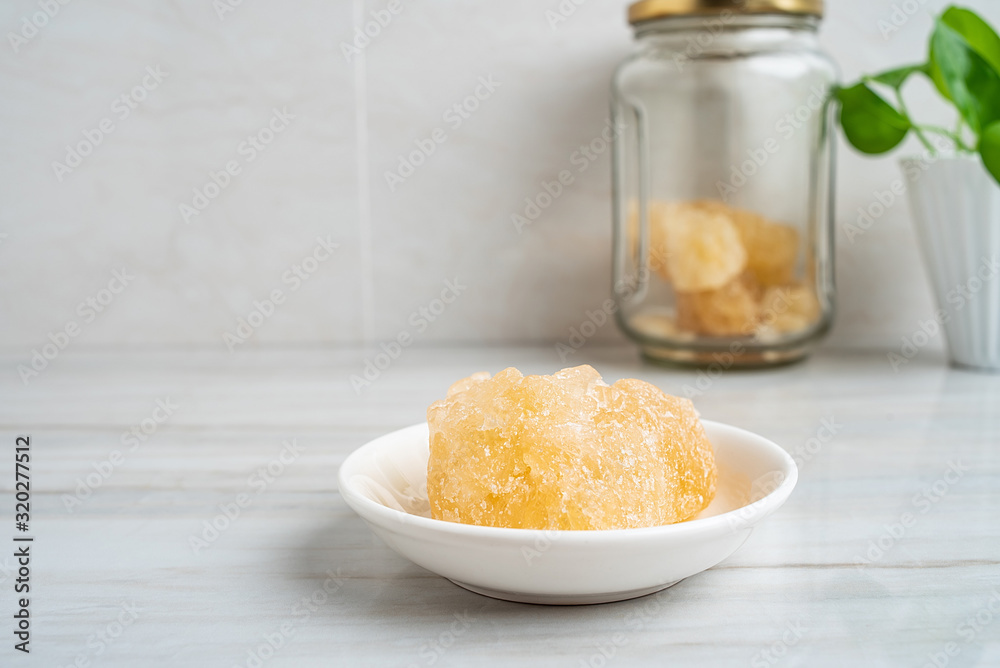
[[1, 346, 998, 667]]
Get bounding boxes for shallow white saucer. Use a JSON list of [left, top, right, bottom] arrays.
[[338, 420, 797, 605]]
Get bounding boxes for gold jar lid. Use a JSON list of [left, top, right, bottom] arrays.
[[628, 0, 823, 24]]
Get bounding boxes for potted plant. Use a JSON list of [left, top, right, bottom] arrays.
[[836, 4, 1000, 371]]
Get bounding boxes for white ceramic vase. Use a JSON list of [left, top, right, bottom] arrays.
[[902, 155, 1000, 371]]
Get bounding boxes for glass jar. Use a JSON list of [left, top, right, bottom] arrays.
[[612, 0, 836, 367]]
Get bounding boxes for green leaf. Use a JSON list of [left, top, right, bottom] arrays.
[[978, 120, 1000, 185], [942, 6, 1000, 75], [836, 83, 911, 154], [929, 17, 1000, 132], [870, 64, 926, 90], [930, 22, 979, 126]]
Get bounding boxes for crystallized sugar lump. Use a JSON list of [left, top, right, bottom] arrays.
[[427, 365, 717, 530], [676, 272, 760, 337], [653, 201, 747, 292], [689, 200, 800, 288], [632, 198, 819, 338]]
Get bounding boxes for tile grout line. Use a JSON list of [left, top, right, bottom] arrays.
[[354, 0, 374, 345]]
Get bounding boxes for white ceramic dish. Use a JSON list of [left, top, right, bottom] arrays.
[[338, 420, 797, 605]]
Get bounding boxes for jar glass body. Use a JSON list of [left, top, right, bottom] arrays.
[[611, 14, 837, 367]]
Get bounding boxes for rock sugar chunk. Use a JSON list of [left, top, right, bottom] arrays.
[[758, 283, 821, 333], [692, 200, 800, 287], [426, 366, 717, 530], [654, 202, 747, 291], [676, 273, 760, 336], [731, 210, 800, 287]]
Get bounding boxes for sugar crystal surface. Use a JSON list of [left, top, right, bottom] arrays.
[[426, 366, 717, 530], [653, 202, 747, 291], [690, 200, 800, 287], [676, 272, 761, 336], [759, 284, 821, 333], [627, 198, 820, 338]]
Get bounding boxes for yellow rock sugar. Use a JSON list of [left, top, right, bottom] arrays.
[[759, 283, 821, 333], [655, 202, 747, 291], [427, 365, 717, 530], [676, 273, 760, 337], [690, 200, 800, 287]]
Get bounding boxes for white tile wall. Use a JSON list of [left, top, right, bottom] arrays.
[[1, 0, 997, 353], [365, 0, 631, 345], [0, 0, 362, 350]]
